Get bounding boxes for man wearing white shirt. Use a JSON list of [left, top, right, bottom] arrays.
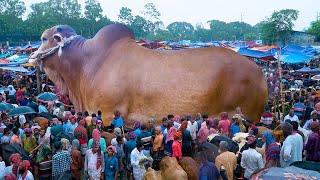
[[284, 109, 299, 124]]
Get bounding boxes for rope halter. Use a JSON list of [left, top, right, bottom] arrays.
[[29, 35, 79, 71]]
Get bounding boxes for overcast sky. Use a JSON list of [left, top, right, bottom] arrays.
[[23, 0, 319, 31]]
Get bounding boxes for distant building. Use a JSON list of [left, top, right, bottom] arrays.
[[280, 30, 316, 46]]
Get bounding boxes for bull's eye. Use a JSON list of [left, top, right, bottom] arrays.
[[41, 37, 47, 42]]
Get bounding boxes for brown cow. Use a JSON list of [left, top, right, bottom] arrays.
[[29, 24, 268, 126], [160, 156, 188, 180], [178, 157, 200, 180]]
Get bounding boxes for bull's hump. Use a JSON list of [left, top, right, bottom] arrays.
[[93, 24, 135, 46]]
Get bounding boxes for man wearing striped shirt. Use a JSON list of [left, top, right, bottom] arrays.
[[260, 106, 274, 127]]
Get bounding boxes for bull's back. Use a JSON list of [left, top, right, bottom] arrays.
[[93, 43, 267, 124]]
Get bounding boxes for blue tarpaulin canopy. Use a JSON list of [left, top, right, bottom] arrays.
[[0, 66, 29, 72], [237, 48, 276, 60]]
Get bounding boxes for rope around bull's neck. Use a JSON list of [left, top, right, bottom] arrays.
[[30, 35, 79, 71]]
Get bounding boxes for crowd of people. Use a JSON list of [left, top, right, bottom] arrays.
[[0, 65, 318, 180]]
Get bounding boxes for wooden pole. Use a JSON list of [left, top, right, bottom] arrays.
[[36, 67, 41, 94]]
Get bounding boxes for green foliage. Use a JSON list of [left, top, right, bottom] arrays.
[[84, 0, 103, 21], [167, 22, 195, 41], [258, 9, 299, 45], [306, 20, 320, 41], [0, 2, 304, 46]]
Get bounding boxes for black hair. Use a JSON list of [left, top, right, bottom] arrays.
[[1, 113, 6, 119], [4, 127, 10, 134], [299, 97, 305, 103], [54, 141, 62, 150], [180, 117, 186, 122], [136, 141, 144, 148], [289, 121, 299, 131], [14, 121, 21, 128], [141, 125, 147, 131], [7, 124, 13, 130], [52, 115, 58, 118], [162, 117, 168, 122], [56, 103, 61, 108], [12, 128, 19, 135], [40, 128, 46, 131], [92, 113, 96, 117], [202, 114, 208, 119], [77, 112, 83, 116], [116, 136, 123, 143], [97, 110, 102, 116], [248, 141, 257, 149], [84, 111, 89, 116], [167, 114, 174, 119]]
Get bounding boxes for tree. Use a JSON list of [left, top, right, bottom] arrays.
[[0, 0, 26, 17], [307, 20, 320, 42], [141, 3, 160, 22], [84, 0, 103, 21], [118, 7, 134, 25], [167, 22, 195, 41], [243, 33, 257, 41], [258, 9, 299, 45], [194, 23, 212, 41]]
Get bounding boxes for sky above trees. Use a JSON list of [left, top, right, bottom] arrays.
[[23, 0, 319, 31]]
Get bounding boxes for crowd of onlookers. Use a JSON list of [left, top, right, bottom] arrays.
[[0, 67, 318, 180]]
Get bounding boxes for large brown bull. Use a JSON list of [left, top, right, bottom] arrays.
[[29, 24, 268, 125]]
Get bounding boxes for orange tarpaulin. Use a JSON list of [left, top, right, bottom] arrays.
[[251, 45, 279, 51]]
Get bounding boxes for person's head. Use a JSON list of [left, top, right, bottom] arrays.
[[107, 145, 117, 156], [202, 114, 208, 121], [14, 121, 21, 128], [97, 110, 102, 116], [69, 116, 76, 124], [311, 111, 318, 120], [54, 141, 62, 151], [245, 119, 253, 126], [91, 113, 96, 118], [114, 110, 121, 118], [194, 151, 208, 166], [289, 109, 295, 117], [162, 117, 168, 127], [116, 136, 124, 145], [136, 142, 144, 152], [61, 138, 70, 150], [9, 153, 21, 166], [155, 126, 162, 135], [167, 114, 174, 121], [79, 119, 86, 127], [310, 122, 319, 132], [18, 160, 30, 175], [219, 141, 229, 153], [299, 97, 305, 103], [220, 112, 228, 120], [196, 113, 202, 120], [39, 128, 46, 137], [205, 118, 213, 127], [133, 120, 141, 130], [265, 106, 271, 112], [247, 136, 257, 149], [289, 121, 299, 131], [282, 122, 293, 137], [235, 106, 242, 114], [72, 139, 80, 150], [148, 118, 156, 127], [24, 128, 32, 137], [12, 128, 19, 135], [4, 127, 11, 135], [77, 112, 82, 118], [91, 140, 100, 153], [1, 113, 7, 120], [33, 126, 40, 135], [141, 124, 147, 132], [186, 113, 192, 121], [91, 117, 97, 126], [84, 111, 89, 117], [128, 131, 136, 140]]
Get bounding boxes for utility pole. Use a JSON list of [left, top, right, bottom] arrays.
[[241, 14, 243, 23], [317, 12, 320, 21]]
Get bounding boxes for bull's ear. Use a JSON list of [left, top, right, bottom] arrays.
[[53, 33, 65, 47]]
